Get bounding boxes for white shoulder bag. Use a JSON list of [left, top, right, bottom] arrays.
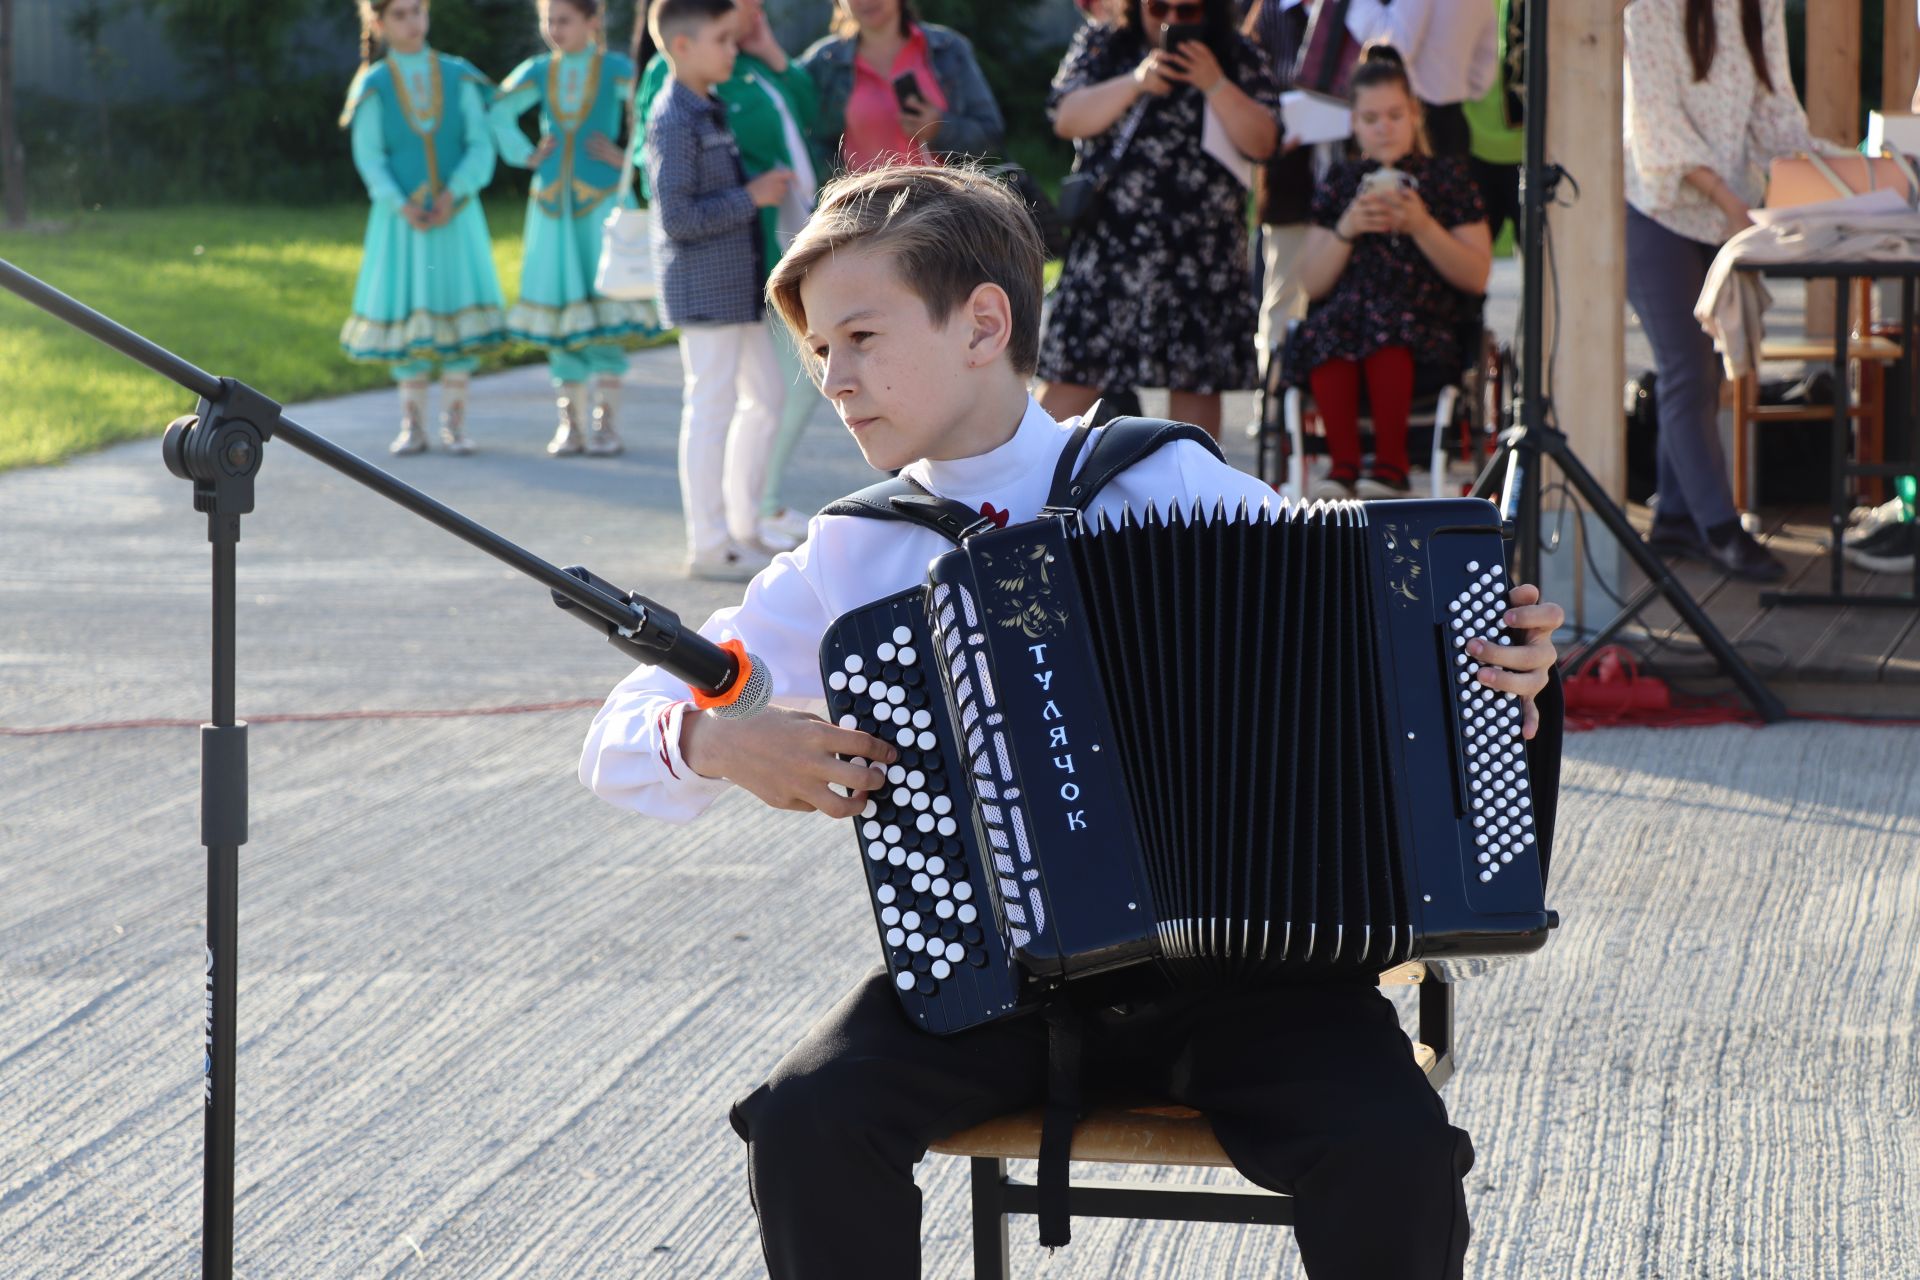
[[595, 86, 657, 301]]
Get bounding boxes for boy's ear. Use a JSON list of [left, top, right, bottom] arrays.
[[962, 282, 1013, 367]]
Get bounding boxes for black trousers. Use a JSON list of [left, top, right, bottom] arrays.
[[1422, 100, 1472, 159], [731, 972, 1474, 1279]]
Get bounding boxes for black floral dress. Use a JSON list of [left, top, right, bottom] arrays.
[[1036, 24, 1281, 395], [1281, 153, 1487, 388]]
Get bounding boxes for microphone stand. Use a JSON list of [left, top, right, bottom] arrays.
[[1469, 0, 1785, 722], [0, 257, 743, 1279]]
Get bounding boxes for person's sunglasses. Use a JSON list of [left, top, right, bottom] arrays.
[[1143, 0, 1206, 19]]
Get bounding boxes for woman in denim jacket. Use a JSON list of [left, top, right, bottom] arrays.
[[799, 0, 1005, 172]]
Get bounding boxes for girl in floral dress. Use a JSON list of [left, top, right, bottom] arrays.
[[491, 0, 663, 456], [1284, 44, 1491, 499], [340, 0, 509, 456]]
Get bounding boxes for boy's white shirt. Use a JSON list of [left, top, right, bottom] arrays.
[[579, 396, 1279, 823]]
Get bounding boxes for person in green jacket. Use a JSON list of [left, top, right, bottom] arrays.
[[634, 0, 823, 552], [1461, 0, 1521, 250]]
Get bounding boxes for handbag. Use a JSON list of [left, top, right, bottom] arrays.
[[1057, 97, 1151, 237], [987, 162, 1070, 261], [1765, 149, 1920, 210], [595, 86, 657, 302], [1293, 0, 1363, 99]]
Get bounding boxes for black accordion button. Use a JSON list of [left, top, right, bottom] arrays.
[[903, 668, 924, 688], [830, 693, 852, 715], [916, 976, 937, 994], [962, 925, 984, 945], [967, 951, 988, 969], [911, 953, 931, 974], [939, 921, 960, 942], [916, 894, 936, 913], [925, 750, 944, 771], [900, 748, 922, 769], [883, 661, 902, 682], [941, 836, 960, 856]]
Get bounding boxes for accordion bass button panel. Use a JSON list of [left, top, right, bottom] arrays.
[[820, 588, 1024, 1033]]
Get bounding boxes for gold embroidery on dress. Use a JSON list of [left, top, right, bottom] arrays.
[[389, 52, 446, 196], [537, 48, 607, 216]]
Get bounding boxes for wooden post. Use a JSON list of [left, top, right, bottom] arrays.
[[1885, 0, 1920, 115], [1805, 0, 1862, 337], [1545, 0, 1625, 503]]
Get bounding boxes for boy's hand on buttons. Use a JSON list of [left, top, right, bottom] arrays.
[[682, 705, 897, 819]]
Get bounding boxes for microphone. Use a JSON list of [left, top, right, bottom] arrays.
[[551, 566, 771, 719]]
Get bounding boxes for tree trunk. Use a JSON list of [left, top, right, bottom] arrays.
[[0, 0, 25, 228]]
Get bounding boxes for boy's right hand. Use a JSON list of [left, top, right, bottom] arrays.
[[746, 168, 796, 208], [680, 705, 897, 819]]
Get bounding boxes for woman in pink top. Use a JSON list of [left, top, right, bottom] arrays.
[[800, 0, 1006, 172]]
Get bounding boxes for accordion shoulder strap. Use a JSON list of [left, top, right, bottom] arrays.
[[1040, 416, 1227, 515], [815, 416, 1227, 543], [816, 474, 1001, 543]]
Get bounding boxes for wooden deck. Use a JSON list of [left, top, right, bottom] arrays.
[[1587, 503, 1920, 715]]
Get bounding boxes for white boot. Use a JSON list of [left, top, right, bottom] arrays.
[[547, 382, 586, 456], [438, 374, 474, 455], [586, 375, 624, 456], [389, 379, 429, 455]]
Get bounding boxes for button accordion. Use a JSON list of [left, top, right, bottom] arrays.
[[819, 498, 1555, 1033]]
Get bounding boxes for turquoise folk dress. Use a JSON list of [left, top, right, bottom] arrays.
[[340, 48, 509, 379], [490, 46, 662, 386]]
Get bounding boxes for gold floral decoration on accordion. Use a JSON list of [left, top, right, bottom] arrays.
[[978, 542, 1071, 640], [1379, 522, 1424, 603]]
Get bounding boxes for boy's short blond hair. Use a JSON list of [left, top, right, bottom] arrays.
[[767, 164, 1045, 376]]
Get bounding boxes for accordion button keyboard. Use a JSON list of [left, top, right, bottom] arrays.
[[823, 591, 1022, 1032]]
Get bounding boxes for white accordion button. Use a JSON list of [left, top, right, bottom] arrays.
[[931, 877, 951, 897], [899, 646, 917, 664], [903, 910, 921, 929], [861, 800, 877, 819], [867, 843, 885, 862], [912, 710, 933, 730], [954, 882, 972, 901], [883, 824, 902, 843], [945, 941, 965, 963], [907, 851, 925, 871], [887, 686, 906, 705], [957, 904, 978, 923], [868, 680, 890, 702], [863, 820, 880, 838], [926, 856, 946, 877], [829, 671, 848, 690], [936, 900, 955, 919], [838, 715, 857, 729], [931, 959, 951, 980], [912, 873, 931, 893], [887, 765, 906, 784], [886, 927, 905, 946], [877, 642, 897, 661], [916, 814, 935, 832], [892, 786, 911, 806], [875, 704, 895, 725], [887, 846, 906, 866], [881, 906, 900, 925], [906, 933, 925, 953], [932, 795, 953, 816], [917, 731, 936, 750], [897, 728, 916, 747], [1479, 870, 1493, 883], [849, 674, 868, 695], [895, 970, 915, 990], [906, 769, 926, 789], [892, 625, 913, 645], [937, 816, 957, 836], [876, 884, 896, 904], [912, 793, 930, 812], [845, 655, 864, 673]]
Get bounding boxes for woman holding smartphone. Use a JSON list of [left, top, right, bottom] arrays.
[[799, 0, 1004, 171], [1037, 0, 1280, 438]]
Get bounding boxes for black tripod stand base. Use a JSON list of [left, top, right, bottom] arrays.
[[1474, 426, 1787, 724]]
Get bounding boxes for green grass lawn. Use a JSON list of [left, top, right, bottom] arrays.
[[0, 200, 660, 472]]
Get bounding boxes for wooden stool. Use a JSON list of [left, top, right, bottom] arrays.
[[927, 963, 1455, 1279]]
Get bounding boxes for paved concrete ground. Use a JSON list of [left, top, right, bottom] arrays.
[[4, 343, 1917, 1278]]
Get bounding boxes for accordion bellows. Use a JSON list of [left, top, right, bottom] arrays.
[[820, 499, 1555, 1033]]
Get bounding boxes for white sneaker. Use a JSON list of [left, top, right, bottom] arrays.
[[761, 507, 811, 545], [686, 543, 773, 582], [1846, 495, 1908, 547]]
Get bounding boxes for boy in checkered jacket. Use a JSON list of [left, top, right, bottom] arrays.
[[643, 0, 796, 580]]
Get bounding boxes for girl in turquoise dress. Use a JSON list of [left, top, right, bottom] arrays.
[[491, 0, 663, 457], [340, 0, 510, 456]]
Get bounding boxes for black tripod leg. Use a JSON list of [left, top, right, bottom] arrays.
[[1534, 432, 1787, 722]]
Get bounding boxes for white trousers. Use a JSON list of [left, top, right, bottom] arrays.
[[1255, 223, 1313, 381], [677, 322, 782, 556]]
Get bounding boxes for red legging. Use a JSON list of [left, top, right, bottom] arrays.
[[1308, 345, 1415, 482]]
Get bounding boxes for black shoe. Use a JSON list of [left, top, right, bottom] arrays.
[[1846, 517, 1913, 558], [1845, 521, 1917, 574], [1647, 515, 1703, 556], [1705, 527, 1787, 583]]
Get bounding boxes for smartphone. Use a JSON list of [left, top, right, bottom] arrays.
[[892, 72, 924, 112], [1162, 22, 1208, 54]]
